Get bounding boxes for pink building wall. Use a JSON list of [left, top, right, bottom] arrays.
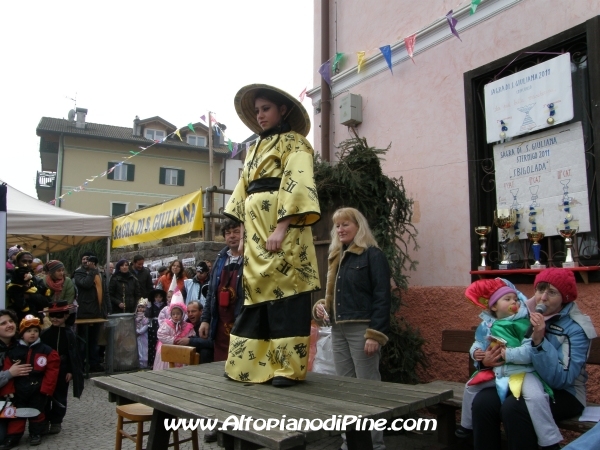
[[310, 0, 600, 400]]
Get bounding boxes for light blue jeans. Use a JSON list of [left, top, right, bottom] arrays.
[[332, 322, 385, 450]]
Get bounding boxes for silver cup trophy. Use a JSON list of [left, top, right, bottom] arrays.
[[493, 209, 517, 269], [558, 228, 578, 268], [475, 226, 492, 270]]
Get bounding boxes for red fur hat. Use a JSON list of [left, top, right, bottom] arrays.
[[465, 278, 516, 309]]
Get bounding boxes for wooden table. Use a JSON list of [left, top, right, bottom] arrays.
[[93, 362, 453, 450], [75, 317, 108, 378]]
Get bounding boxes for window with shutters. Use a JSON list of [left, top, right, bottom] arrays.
[[111, 202, 127, 216], [107, 162, 135, 182], [159, 167, 185, 186]]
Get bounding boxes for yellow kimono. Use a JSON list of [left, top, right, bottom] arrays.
[[223, 129, 320, 383]]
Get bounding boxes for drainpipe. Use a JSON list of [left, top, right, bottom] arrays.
[[55, 133, 64, 207], [320, 0, 331, 162]]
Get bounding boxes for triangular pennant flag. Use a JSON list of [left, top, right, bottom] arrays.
[[187, 123, 195, 132], [174, 129, 182, 141], [129, 151, 140, 155], [200, 115, 206, 122], [332, 52, 344, 73], [210, 113, 218, 125], [215, 126, 220, 136], [357, 51, 366, 73], [161, 136, 168, 142], [231, 143, 239, 158], [107, 167, 115, 174], [318, 61, 332, 87], [379, 45, 393, 74], [116, 162, 123, 167], [404, 34, 417, 64], [470, 0, 481, 15], [299, 87, 307, 102], [227, 139, 233, 152], [446, 10, 461, 41], [99, 170, 107, 177], [139, 146, 147, 150]]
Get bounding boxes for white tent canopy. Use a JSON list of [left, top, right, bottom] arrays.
[[3, 181, 113, 256]]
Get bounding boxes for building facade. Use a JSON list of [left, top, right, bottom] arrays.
[[36, 109, 236, 217], [309, 0, 600, 399]]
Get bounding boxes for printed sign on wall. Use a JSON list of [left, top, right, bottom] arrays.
[[485, 53, 573, 143], [493, 121, 590, 239]]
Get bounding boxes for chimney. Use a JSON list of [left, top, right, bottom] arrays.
[[133, 115, 141, 136], [75, 107, 88, 129]]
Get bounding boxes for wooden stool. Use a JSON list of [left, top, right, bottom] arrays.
[[115, 403, 153, 450], [115, 403, 200, 450]]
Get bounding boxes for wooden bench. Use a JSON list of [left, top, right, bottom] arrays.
[[427, 330, 600, 446]]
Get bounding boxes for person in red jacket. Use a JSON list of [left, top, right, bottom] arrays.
[[0, 315, 59, 448]]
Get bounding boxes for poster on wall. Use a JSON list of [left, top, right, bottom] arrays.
[[182, 257, 196, 268], [493, 121, 590, 239], [485, 53, 573, 143]]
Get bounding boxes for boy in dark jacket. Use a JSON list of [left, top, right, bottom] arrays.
[[0, 315, 60, 448], [40, 301, 83, 435]]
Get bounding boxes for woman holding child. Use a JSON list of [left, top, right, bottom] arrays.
[[471, 268, 597, 450]]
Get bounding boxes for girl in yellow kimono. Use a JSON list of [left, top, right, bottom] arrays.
[[224, 84, 320, 387]]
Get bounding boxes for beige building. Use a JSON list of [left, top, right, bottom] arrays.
[[35, 108, 235, 216]]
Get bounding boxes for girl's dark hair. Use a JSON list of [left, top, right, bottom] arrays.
[[0, 309, 18, 322], [168, 260, 184, 280], [254, 89, 292, 110], [0, 309, 19, 333]]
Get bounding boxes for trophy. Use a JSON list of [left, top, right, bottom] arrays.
[[558, 228, 578, 268], [527, 231, 546, 269], [494, 209, 517, 269], [475, 226, 492, 270]]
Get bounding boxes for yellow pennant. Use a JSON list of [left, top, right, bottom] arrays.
[[357, 51, 366, 73], [174, 128, 182, 141]]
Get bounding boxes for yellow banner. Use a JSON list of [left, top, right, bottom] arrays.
[[112, 190, 203, 247]]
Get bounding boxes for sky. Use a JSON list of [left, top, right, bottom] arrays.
[[0, 0, 314, 198]]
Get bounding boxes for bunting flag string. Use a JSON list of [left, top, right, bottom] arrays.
[[446, 10, 461, 41], [404, 34, 417, 64], [379, 45, 393, 74], [470, 0, 481, 15], [316, 1, 478, 86], [174, 129, 183, 141], [356, 51, 366, 73], [299, 87, 307, 102]]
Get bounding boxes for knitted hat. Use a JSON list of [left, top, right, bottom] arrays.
[[234, 84, 311, 137], [534, 268, 577, 303], [465, 278, 517, 309], [44, 260, 64, 274], [7, 246, 20, 259], [137, 298, 149, 308], [169, 288, 187, 315], [19, 315, 41, 335]]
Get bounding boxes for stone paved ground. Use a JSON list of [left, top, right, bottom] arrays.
[[15, 377, 447, 450]]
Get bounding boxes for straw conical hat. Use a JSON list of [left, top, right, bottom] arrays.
[[234, 84, 311, 137]]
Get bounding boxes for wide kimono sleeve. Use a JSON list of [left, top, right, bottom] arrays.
[[277, 134, 320, 226], [224, 163, 249, 224]]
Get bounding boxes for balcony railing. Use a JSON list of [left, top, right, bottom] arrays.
[[36, 171, 56, 189]]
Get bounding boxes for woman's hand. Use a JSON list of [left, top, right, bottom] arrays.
[[266, 218, 292, 252], [65, 373, 73, 383], [481, 345, 505, 367], [364, 339, 380, 356], [316, 304, 326, 319], [473, 349, 485, 361], [175, 337, 190, 346], [8, 361, 32, 378], [119, 302, 125, 310], [529, 311, 546, 346]]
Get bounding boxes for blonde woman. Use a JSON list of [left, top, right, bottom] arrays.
[[314, 207, 391, 450]]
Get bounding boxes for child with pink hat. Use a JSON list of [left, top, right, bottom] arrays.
[[152, 288, 195, 371], [456, 278, 562, 449]]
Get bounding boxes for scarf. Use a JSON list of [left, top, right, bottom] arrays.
[[45, 274, 65, 299]]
